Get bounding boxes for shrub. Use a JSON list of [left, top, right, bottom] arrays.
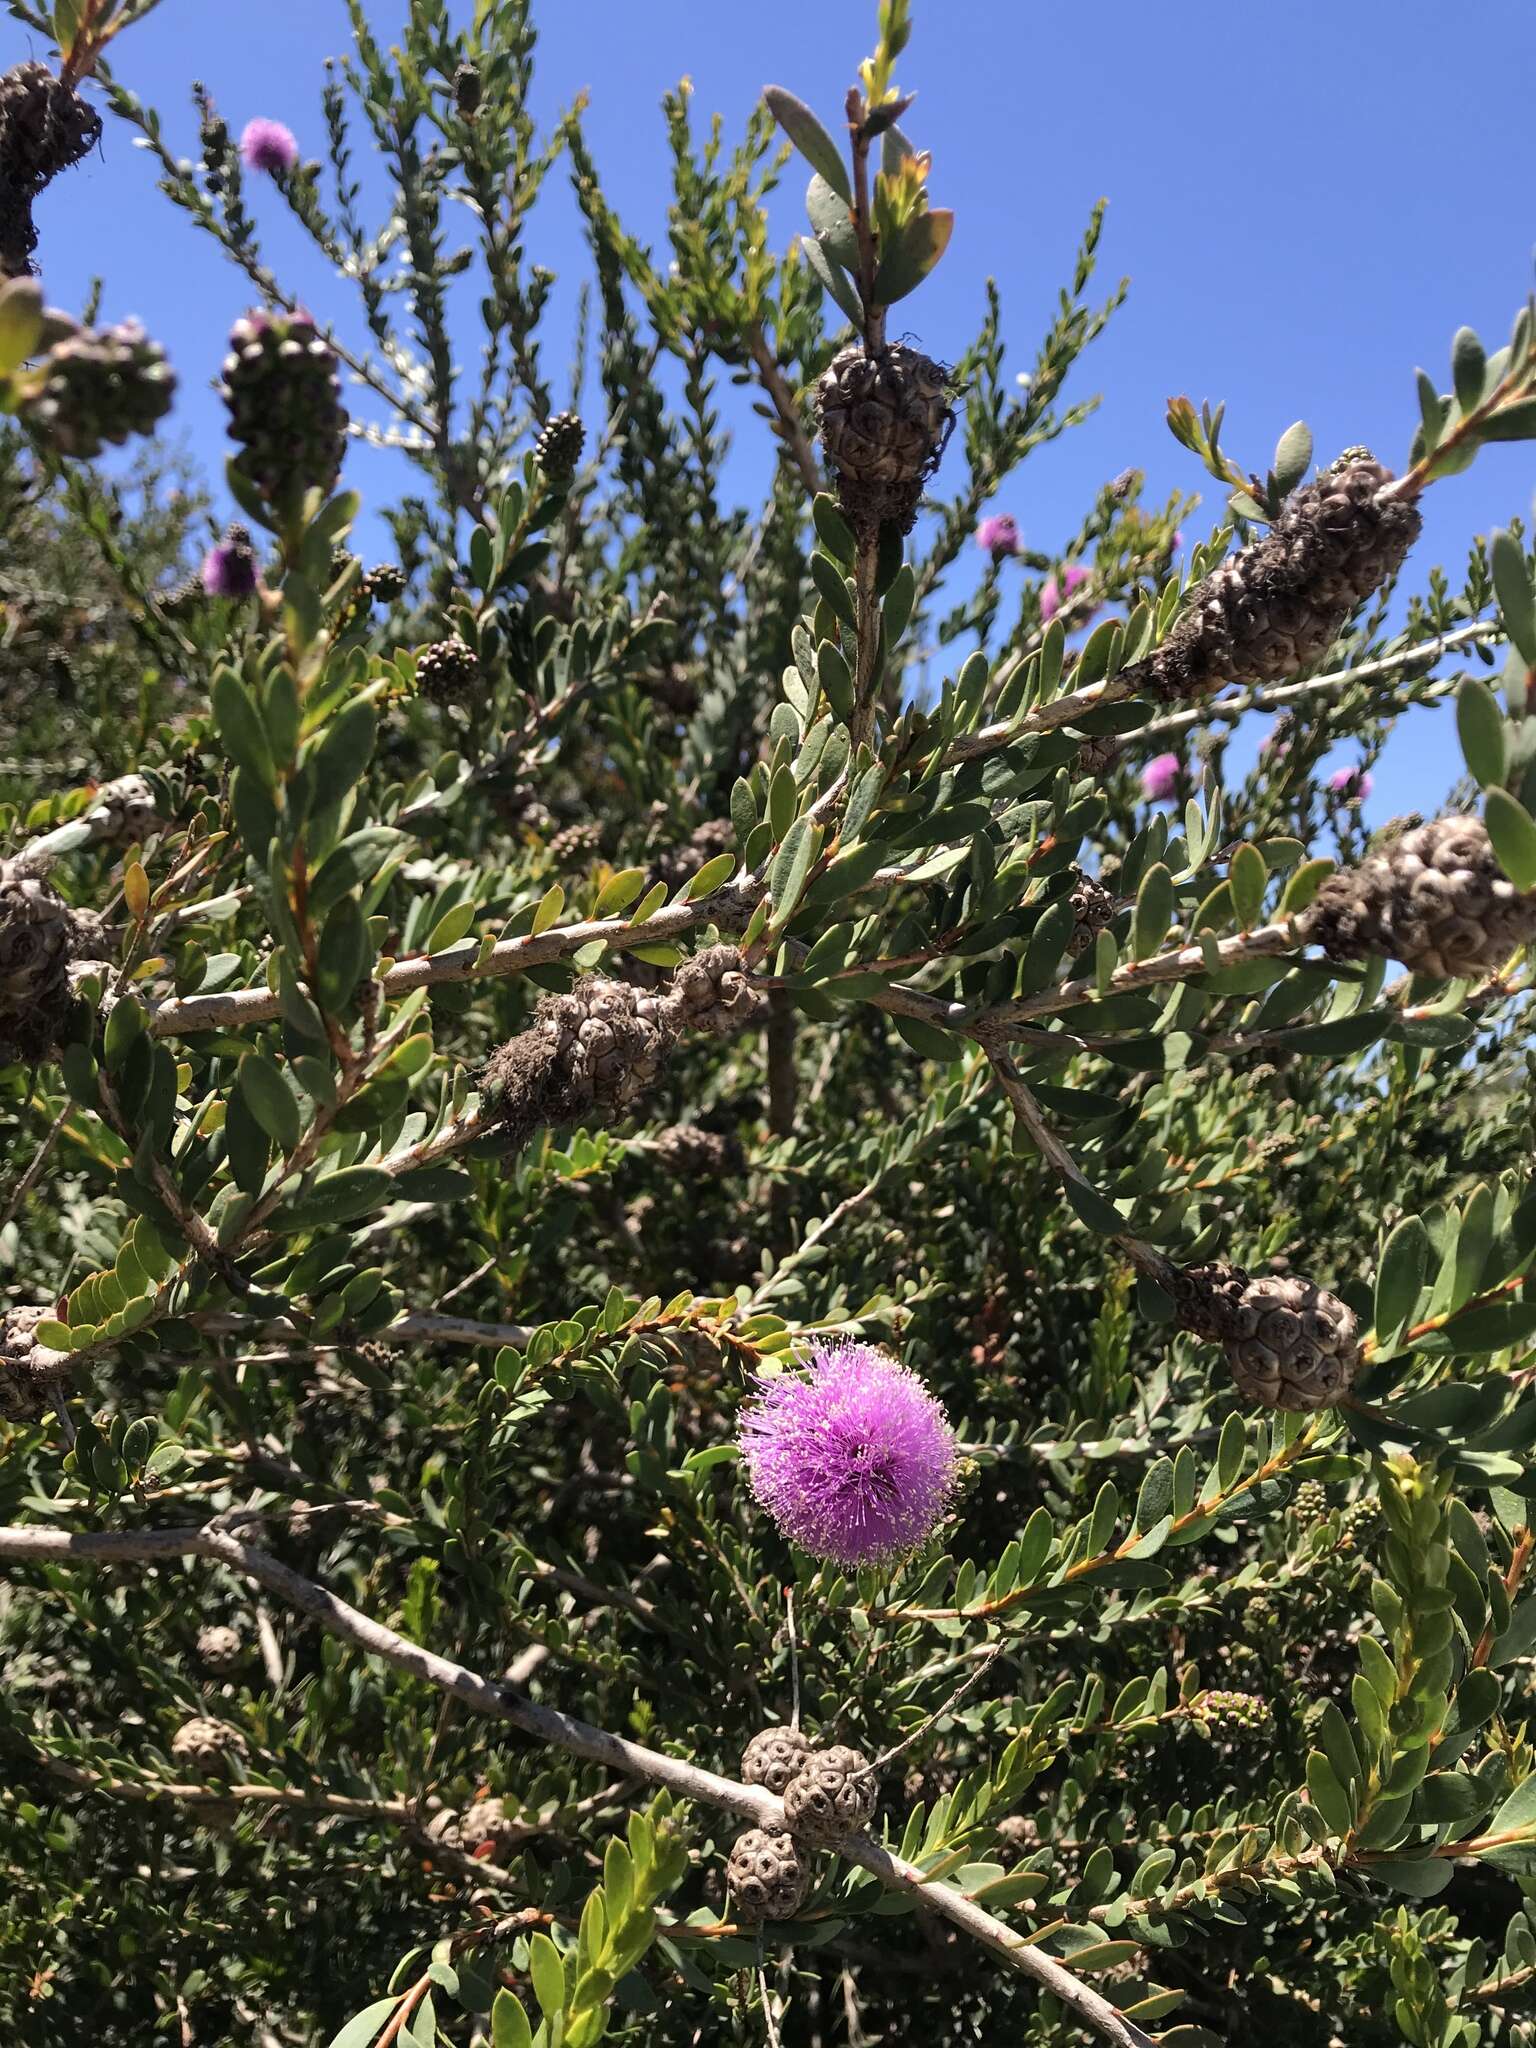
[[1, 2, 1535, 2044]]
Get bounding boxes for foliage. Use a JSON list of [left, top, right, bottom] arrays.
[[0, 2, 1535, 2045]]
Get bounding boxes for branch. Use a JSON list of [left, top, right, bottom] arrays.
[[0, 1520, 1155, 2047], [977, 920, 1301, 1038], [980, 1039, 1170, 1283], [745, 324, 822, 497], [140, 883, 754, 1038], [1133, 620, 1496, 746]]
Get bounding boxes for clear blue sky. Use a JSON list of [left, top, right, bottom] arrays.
[[12, 0, 1536, 818]]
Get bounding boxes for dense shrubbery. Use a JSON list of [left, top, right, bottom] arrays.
[[2, 2, 1536, 2044]]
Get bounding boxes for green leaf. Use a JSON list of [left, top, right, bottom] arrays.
[[1131, 863, 1174, 960], [527, 1932, 566, 2021], [324, 1998, 401, 2048], [426, 901, 477, 953], [1063, 1177, 1127, 1238], [800, 233, 863, 326], [238, 1051, 302, 1152], [315, 905, 370, 1015], [1484, 788, 1536, 891], [811, 551, 857, 631], [1480, 396, 1536, 441], [1458, 677, 1509, 787], [1305, 1751, 1357, 1838], [1228, 844, 1266, 930], [768, 817, 819, 925], [805, 170, 859, 265], [212, 670, 275, 790], [593, 868, 647, 919], [730, 777, 758, 849], [685, 851, 736, 900], [103, 994, 147, 1073], [1374, 1215, 1428, 1348], [890, 1010, 963, 1061], [1452, 325, 1488, 413], [490, 1991, 535, 2048], [310, 700, 378, 811], [1368, 1856, 1454, 1898], [812, 491, 856, 563], [817, 640, 855, 721], [532, 884, 564, 935], [1481, 1775, 1536, 1876], [1272, 419, 1313, 496], [0, 277, 43, 375], [274, 1167, 394, 1233], [873, 209, 954, 306], [764, 86, 851, 202], [1490, 528, 1536, 669]]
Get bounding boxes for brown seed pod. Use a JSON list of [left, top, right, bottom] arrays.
[[1148, 452, 1421, 701], [1175, 1263, 1361, 1411], [726, 1827, 809, 1922], [170, 1717, 248, 1774], [782, 1744, 878, 1848], [817, 343, 953, 535], [740, 1725, 812, 1797], [1300, 815, 1536, 982]]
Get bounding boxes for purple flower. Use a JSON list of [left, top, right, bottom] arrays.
[[737, 1343, 958, 1570], [1328, 765, 1373, 803], [200, 525, 258, 599], [1040, 562, 1091, 622], [240, 118, 298, 175], [1170, 529, 1185, 551], [976, 513, 1021, 559], [1141, 751, 1181, 803]]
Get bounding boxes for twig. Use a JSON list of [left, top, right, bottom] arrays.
[[786, 1586, 801, 1735], [1133, 619, 1497, 745], [745, 324, 821, 497], [980, 1039, 1170, 1283]]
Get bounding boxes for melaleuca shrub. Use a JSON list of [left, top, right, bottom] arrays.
[[2, 6, 1536, 2048]]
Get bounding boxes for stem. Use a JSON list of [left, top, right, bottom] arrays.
[[745, 324, 821, 497], [980, 1039, 1171, 1284], [1133, 620, 1497, 746]]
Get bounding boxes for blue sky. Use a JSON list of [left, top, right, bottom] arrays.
[[13, 0, 1536, 819]]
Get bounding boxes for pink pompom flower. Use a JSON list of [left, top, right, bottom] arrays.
[[737, 1343, 958, 1570], [976, 513, 1021, 559], [200, 525, 258, 599], [240, 118, 298, 175], [1141, 752, 1181, 803], [1328, 765, 1373, 803], [1040, 562, 1091, 622]]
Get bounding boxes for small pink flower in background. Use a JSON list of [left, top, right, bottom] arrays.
[[976, 513, 1020, 558], [1328, 765, 1373, 803], [1141, 752, 1181, 803], [201, 524, 258, 599], [1260, 728, 1288, 759], [737, 1343, 958, 1570], [1040, 562, 1091, 621], [1170, 529, 1185, 551], [240, 118, 298, 175]]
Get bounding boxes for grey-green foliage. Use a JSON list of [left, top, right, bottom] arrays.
[[2, 1, 1536, 2046]]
